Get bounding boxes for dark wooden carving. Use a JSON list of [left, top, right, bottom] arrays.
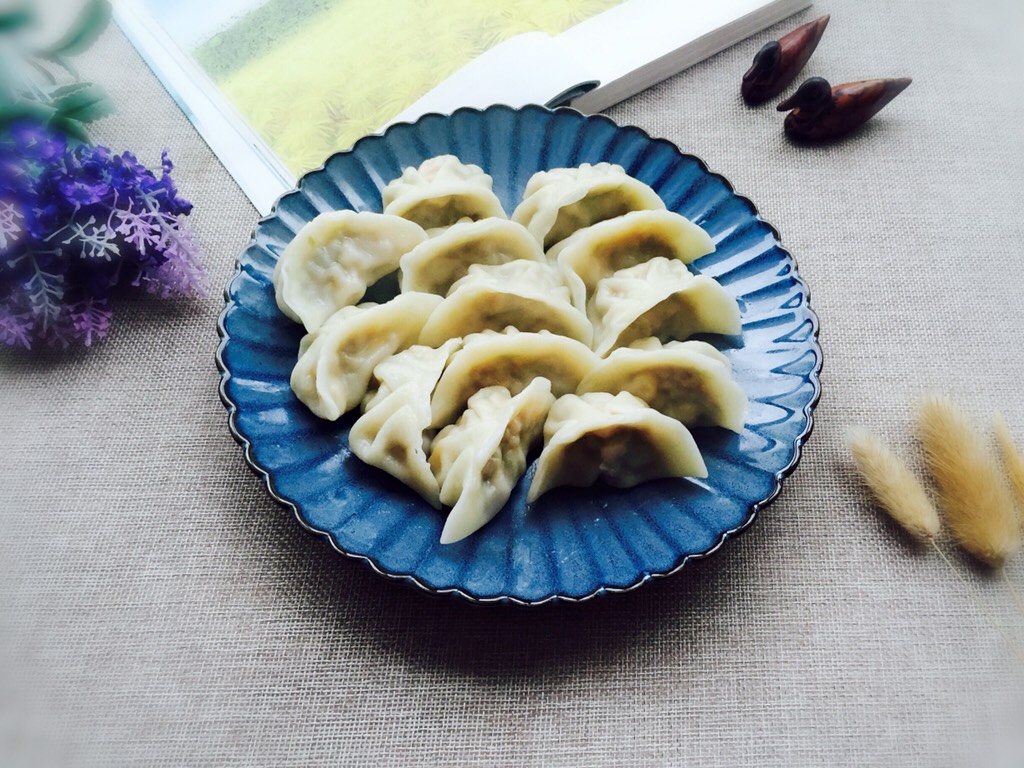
[[776, 77, 913, 141], [742, 15, 830, 105]]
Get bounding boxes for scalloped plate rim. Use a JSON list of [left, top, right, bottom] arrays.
[[215, 104, 823, 607]]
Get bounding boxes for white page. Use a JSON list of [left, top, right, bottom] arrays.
[[394, 0, 810, 123], [114, 0, 296, 215], [565, 0, 812, 111], [116, 0, 811, 215], [387, 33, 592, 125]]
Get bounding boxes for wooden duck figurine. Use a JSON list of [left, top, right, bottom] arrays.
[[742, 15, 830, 105], [776, 76, 912, 141]]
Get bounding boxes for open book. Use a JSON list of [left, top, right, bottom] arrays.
[[115, 0, 811, 214]]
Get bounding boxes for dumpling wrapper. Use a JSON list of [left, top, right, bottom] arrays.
[[589, 257, 740, 356], [430, 328, 599, 428], [549, 210, 716, 311], [381, 154, 506, 230], [290, 292, 442, 421], [349, 340, 462, 508], [418, 260, 593, 347], [512, 162, 666, 250], [273, 210, 428, 333], [361, 338, 462, 413], [399, 218, 544, 296], [528, 392, 708, 502], [576, 338, 747, 433], [429, 379, 555, 544]]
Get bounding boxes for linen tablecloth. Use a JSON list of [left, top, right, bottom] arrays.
[[3, 0, 1024, 765]]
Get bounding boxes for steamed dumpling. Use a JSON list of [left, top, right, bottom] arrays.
[[273, 211, 428, 332], [398, 218, 544, 296], [349, 340, 462, 508], [418, 260, 593, 347], [290, 292, 442, 420], [589, 257, 741, 356], [429, 379, 555, 543], [576, 338, 747, 433], [361, 338, 462, 413], [512, 163, 666, 249], [528, 392, 708, 502], [381, 154, 506, 230], [549, 210, 716, 311], [430, 328, 599, 427]]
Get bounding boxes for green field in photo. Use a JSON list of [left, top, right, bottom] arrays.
[[194, 0, 624, 175]]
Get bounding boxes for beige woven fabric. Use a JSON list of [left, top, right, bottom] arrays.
[[3, 0, 1024, 765]]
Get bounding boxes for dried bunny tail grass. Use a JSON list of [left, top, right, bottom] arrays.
[[846, 427, 940, 542], [994, 412, 1024, 516], [917, 395, 1021, 568], [848, 417, 1024, 657]]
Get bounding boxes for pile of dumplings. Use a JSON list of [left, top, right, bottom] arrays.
[[273, 155, 747, 544]]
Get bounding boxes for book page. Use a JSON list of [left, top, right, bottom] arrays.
[[118, 0, 808, 213], [138, 0, 626, 178]]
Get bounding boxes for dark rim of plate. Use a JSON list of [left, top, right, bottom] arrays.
[[215, 104, 824, 607]]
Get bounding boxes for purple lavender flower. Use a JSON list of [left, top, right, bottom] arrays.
[[0, 120, 206, 348]]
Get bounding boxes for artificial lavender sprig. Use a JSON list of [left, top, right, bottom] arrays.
[[0, 121, 205, 348]]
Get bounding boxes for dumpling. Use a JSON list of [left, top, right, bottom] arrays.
[[398, 218, 544, 296], [528, 392, 708, 502], [361, 338, 462, 413], [418, 260, 593, 347], [549, 210, 716, 311], [511, 162, 666, 250], [430, 328, 599, 427], [349, 339, 462, 508], [429, 379, 555, 543], [589, 257, 741, 356], [273, 210, 428, 332], [290, 292, 442, 420], [381, 155, 506, 230], [576, 338, 747, 433]]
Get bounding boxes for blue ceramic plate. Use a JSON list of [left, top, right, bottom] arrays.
[[217, 105, 821, 605]]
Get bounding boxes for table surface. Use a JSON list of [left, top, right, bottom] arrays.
[[4, 0, 1024, 765]]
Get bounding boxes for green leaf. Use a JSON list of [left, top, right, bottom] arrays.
[[0, 99, 57, 122], [52, 81, 115, 123], [0, 5, 33, 33], [0, 99, 58, 127], [49, 115, 92, 144], [46, 82, 92, 99], [43, 0, 112, 57]]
